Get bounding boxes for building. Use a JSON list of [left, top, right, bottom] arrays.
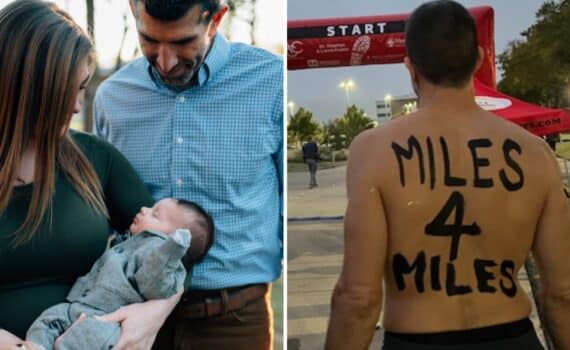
[[376, 93, 418, 124]]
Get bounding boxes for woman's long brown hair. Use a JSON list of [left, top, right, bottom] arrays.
[[0, 0, 108, 246]]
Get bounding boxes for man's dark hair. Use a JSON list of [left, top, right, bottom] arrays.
[[176, 199, 215, 265], [134, 0, 221, 22], [405, 0, 479, 87]]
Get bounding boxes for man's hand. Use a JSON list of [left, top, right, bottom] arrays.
[[95, 290, 182, 350]]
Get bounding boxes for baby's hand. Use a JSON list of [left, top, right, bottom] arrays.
[[54, 314, 86, 350], [171, 229, 191, 248]]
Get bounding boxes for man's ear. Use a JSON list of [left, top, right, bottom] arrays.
[[474, 46, 484, 72], [404, 56, 412, 74], [207, 5, 229, 37], [404, 56, 417, 81], [129, 0, 136, 17]]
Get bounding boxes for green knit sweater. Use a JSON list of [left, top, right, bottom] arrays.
[[0, 131, 154, 338]]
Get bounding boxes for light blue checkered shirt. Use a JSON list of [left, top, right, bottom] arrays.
[[93, 33, 283, 289]]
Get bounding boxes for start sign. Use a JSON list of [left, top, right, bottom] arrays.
[[287, 7, 496, 88]]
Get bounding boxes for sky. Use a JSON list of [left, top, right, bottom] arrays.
[[0, 0, 285, 68], [287, 0, 547, 122]]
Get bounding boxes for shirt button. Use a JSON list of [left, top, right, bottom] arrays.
[[176, 137, 184, 144], [178, 96, 186, 103], [176, 179, 183, 186]]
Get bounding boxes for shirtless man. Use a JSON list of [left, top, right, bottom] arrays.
[[325, 1, 570, 349]]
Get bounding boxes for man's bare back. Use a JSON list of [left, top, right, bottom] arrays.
[[326, 102, 570, 349], [371, 105, 553, 332]]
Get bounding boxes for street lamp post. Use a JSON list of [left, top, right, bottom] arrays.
[[384, 94, 392, 119], [339, 80, 355, 107], [287, 101, 295, 117], [329, 135, 336, 166]]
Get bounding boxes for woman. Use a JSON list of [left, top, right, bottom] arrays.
[[0, 1, 180, 348]]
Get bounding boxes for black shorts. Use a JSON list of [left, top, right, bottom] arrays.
[[383, 318, 544, 350]]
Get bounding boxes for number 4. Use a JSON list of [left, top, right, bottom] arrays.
[[425, 191, 481, 261]]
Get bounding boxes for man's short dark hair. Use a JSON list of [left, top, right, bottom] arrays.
[[405, 0, 479, 87], [134, 0, 221, 22], [176, 199, 215, 265]]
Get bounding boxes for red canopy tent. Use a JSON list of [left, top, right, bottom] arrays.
[[287, 7, 570, 136], [474, 79, 570, 136]]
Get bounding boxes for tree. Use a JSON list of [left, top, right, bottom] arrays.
[[287, 107, 321, 146], [82, 0, 130, 132], [322, 120, 345, 151], [330, 105, 375, 147], [498, 0, 570, 107], [225, 0, 257, 44], [343, 105, 375, 144]]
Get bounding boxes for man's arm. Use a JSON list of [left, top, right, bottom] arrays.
[[270, 86, 284, 244], [92, 89, 109, 139], [325, 131, 387, 350], [532, 146, 570, 350]]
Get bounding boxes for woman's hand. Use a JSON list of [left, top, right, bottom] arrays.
[[0, 329, 23, 349], [95, 290, 182, 350], [10, 341, 44, 350], [0, 330, 43, 350]]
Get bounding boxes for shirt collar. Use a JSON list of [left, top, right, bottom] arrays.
[[202, 32, 231, 84], [146, 32, 230, 91]]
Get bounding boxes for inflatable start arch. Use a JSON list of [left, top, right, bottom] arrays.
[[288, 7, 495, 87]]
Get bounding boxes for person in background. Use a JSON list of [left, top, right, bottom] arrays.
[[302, 136, 320, 189], [544, 133, 560, 152]]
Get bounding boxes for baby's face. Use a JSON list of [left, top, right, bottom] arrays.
[[129, 198, 190, 235]]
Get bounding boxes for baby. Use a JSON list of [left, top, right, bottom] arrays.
[[25, 198, 214, 350]]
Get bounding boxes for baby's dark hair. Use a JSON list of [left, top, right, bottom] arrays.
[[175, 199, 214, 265]]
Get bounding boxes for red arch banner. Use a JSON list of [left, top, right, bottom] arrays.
[[287, 7, 496, 87], [287, 7, 570, 136]]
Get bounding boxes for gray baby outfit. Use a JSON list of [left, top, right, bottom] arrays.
[[26, 229, 191, 350]]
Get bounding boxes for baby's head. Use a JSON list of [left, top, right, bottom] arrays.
[[130, 198, 214, 263]]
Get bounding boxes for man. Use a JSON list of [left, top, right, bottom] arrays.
[[302, 136, 320, 188], [545, 133, 560, 152], [325, 1, 570, 349], [93, 0, 283, 349]]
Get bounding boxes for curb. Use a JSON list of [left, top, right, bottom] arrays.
[[287, 216, 344, 222]]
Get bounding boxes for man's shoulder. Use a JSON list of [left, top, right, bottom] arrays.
[[478, 110, 549, 151], [228, 42, 282, 75], [96, 57, 149, 97], [230, 41, 282, 62]]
